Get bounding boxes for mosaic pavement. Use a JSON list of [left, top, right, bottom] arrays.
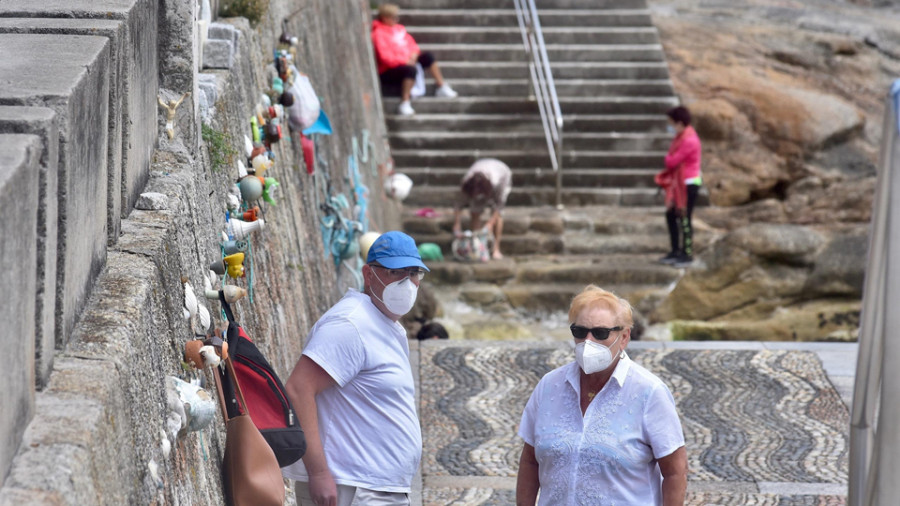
[[418, 342, 849, 505]]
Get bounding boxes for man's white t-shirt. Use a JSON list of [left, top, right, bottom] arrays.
[[282, 290, 422, 493], [518, 354, 685, 505]]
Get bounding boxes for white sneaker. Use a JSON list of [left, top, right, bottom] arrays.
[[397, 100, 415, 115], [435, 84, 458, 98]]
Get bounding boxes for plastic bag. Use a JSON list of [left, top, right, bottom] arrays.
[[287, 69, 321, 131]]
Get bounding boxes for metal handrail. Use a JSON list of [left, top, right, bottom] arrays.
[[513, 0, 564, 208], [849, 79, 900, 506]]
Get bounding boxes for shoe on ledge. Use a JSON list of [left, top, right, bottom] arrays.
[[657, 251, 678, 265], [435, 84, 458, 98], [397, 100, 415, 115], [671, 253, 694, 268]]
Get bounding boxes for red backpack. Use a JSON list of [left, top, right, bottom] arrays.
[[218, 293, 306, 467]]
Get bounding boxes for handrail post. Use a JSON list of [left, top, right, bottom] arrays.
[[515, 0, 564, 203]]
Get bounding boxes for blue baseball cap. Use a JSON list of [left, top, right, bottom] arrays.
[[366, 231, 430, 271]]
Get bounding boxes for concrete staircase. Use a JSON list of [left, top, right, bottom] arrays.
[[404, 205, 714, 336], [387, 0, 697, 325], [386, 0, 679, 207]]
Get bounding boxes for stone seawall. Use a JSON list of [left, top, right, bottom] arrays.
[[0, 0, 397, 503]]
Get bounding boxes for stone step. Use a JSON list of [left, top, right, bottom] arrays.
[[393, 0, 647, 9], [404, 167, 658, 187], [398, 9, 653, 28], [437, 61, 671, 80], [411, 230, 675, 256], [392, 149, 665, 169], [418, 43, 665, 62], [402, 205, 672, 237], [386, 113, 667, 132], [389, 131, 672, 151], [422, 254, 678, 286], [416, 78, 674, 97], [405, 185, 662, 207], [382, 96, 677, 115], [408, 26, 660, 45]]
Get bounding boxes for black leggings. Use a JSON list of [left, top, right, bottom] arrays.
[[379, 52, 436, 89], [666, 184, 700, 257]]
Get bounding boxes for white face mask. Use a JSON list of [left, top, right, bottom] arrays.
[[371, 271, 418, 316], [575, 333, 622, 375]]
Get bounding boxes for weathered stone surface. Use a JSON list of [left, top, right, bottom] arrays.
[[1, 1, 398, 502], [203, 38, 235, 69], [0, 107, 59, 387], [135, 192, 169, 210], [726, 224, 825, 264], [0, 134, 40, 486], [0, 1, 161, 228], [805, 228, 868, 297], [470, 259, 516, 282], [0, 33, 110, 352], [670, 299, 861, 342], [460, 284, 505, 305], [654, 0, 897, 215]]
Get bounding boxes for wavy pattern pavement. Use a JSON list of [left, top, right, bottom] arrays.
[[418, 343, 849, 505]]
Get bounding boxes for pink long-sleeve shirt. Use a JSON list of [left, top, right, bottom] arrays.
[[664, 125, 702, 183]]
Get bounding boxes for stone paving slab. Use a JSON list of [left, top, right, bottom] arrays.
[[416, 340, 852, 505]]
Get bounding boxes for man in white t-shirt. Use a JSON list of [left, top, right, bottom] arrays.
[[283, 231, 428, 506]]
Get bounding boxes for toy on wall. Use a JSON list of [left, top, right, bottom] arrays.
[[227, 217, 265, 240], [210, 252, 245, 278], [158, 92, 191, 140]]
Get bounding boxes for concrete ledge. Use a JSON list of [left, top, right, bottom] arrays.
[[0, 133, 41, 486], [0, 33, 111, 351], [0, 107, 58, 388], [0, 0, 161, 240]]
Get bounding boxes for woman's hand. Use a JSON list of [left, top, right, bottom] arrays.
[[407, 52, 419, 66], [659, 446, 688, 506]]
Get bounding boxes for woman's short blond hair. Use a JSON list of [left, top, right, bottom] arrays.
[[378, 4, 399, 20], [568, 285, 634, 328]]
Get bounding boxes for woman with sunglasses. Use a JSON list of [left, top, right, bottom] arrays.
[[516, 285, 687, 505]]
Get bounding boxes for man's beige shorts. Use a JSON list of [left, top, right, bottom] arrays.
[[294, 481, 410, 506]]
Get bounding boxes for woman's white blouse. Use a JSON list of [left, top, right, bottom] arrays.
[[518, 354, 685, 505]]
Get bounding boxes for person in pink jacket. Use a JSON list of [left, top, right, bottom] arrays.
[[372, 3, 458, 116], [655, 106, 702, 267]]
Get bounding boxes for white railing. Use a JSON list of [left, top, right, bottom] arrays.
[[513, 0, 564, 208], [849, 79, 900, 506]]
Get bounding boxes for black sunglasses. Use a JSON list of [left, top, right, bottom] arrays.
[[570, 324, 623, 340]]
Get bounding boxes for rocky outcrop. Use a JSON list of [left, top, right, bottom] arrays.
[[652, 223, 865, 341], [650, 0, 899, 224]]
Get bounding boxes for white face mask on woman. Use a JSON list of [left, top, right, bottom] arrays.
[[371, 271, 419, 316], [575, 333, 622, 375]]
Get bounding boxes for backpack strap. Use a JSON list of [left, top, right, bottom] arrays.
[[219, 290, 236, 323]]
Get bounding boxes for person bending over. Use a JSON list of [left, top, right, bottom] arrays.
[[452, 158, 512, 260], [372, 3, 457, 116]]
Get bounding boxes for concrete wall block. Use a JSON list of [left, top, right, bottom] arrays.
[[0, 2, 162, 225], [0, 106, 59, 389], [203, 38, 235, 69], [0, 133, 40, 487], [0, 33, 111, 353], [158, 0, 200, 155]]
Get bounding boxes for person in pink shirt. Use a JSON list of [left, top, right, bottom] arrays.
[[655, 106, 702, 267], [372, 4, 458, 116]]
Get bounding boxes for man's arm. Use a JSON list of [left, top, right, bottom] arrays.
[[285, 355, 339, 506], [658, 446, 688, 506], [516, 443, 539, 506]]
